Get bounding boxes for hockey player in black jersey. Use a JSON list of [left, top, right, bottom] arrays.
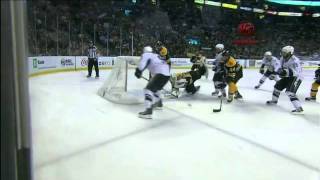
[[305, 64, 320, 101], [170, 53, 208, 96], [222, 51, 243, 102], [155, 41, 171, 67]]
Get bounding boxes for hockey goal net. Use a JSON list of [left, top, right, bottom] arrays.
[[97, 56, 144, 105]]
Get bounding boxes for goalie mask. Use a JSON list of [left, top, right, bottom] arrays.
[[281, 46, 294, 60]]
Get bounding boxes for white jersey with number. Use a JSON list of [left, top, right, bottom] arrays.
[[262, 56, 280, 72], [138, 52, 170, 76], [278, 55, 303, 80]]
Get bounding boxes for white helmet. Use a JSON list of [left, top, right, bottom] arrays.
[[215, 44, 224, 51], [281, 46, 294, 56], [264, 51, 272, 56], [264, 51, 272, 60], [143, 46, 153, 53]]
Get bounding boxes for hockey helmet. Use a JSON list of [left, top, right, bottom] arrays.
[[159, 47, 168, 56], [225, 57, 237, 68], [143, 46, 153, 53], [215, 44, 224, 53], [264, 51, 272, 60], [281, 46, 294, 59]]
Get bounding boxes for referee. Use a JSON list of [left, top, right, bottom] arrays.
[[87, 41, 99, 78]]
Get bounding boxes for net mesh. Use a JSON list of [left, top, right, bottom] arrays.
[[97, 56, 143, 105]]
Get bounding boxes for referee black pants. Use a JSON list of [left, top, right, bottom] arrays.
[[88, 58, 99, 77]]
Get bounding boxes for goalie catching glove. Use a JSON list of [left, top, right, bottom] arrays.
[[135, 68, 142, 79]]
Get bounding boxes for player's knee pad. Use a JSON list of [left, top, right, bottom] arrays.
[[228, 82, 238, 94]]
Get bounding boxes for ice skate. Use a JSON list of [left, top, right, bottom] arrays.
[[152, 100, 163, 110], [305, 97, 316, 101], [211, 90, 219, 96], [227, 95, 234, 103], [234, 92, 243, 99], [192, 86, 200, 94], [266, 100, 278, 105], [291, 107, 304, 114], [138, 108, 153, 119], [218, 92, 226, 98]]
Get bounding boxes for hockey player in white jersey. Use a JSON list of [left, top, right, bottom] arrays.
[[254, 51, 280, 89], [212, 44, 227, 97], [134, 46, 171, 119], [266, 46, 303, 113]]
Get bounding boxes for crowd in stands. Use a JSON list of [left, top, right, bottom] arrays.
[[27, 0, 319, 60]]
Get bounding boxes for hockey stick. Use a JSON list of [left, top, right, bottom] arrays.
[[213, 97, 223, 112], [141, 76, 179, 98]]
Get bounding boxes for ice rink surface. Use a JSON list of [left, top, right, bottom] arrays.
[[29, 69, 320, 180]]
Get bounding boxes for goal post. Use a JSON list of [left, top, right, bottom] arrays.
[[97, 56, 144, 105]]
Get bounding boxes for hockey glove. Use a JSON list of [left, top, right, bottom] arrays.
[[259, 68, 264, 74], [134, 68, 142, 79], [212, 65, 217, 72], [278, 68, 289, 77]]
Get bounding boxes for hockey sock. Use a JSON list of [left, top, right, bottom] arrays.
[[286, 91, 301, 109], [144, 89, 153, 109], [310, 82, 319, 97], [272, 88, 281, 101], [153, 91, 161, 103], [259, 76, 267, 85]]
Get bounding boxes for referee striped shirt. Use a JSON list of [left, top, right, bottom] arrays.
[[88, 46, 97, 59]]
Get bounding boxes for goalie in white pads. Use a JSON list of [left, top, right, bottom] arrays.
[[254, 51, 280, 89], [134, 46, 171, 119], [266, 46, 303, 113], [170, 53, 208, 96]]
